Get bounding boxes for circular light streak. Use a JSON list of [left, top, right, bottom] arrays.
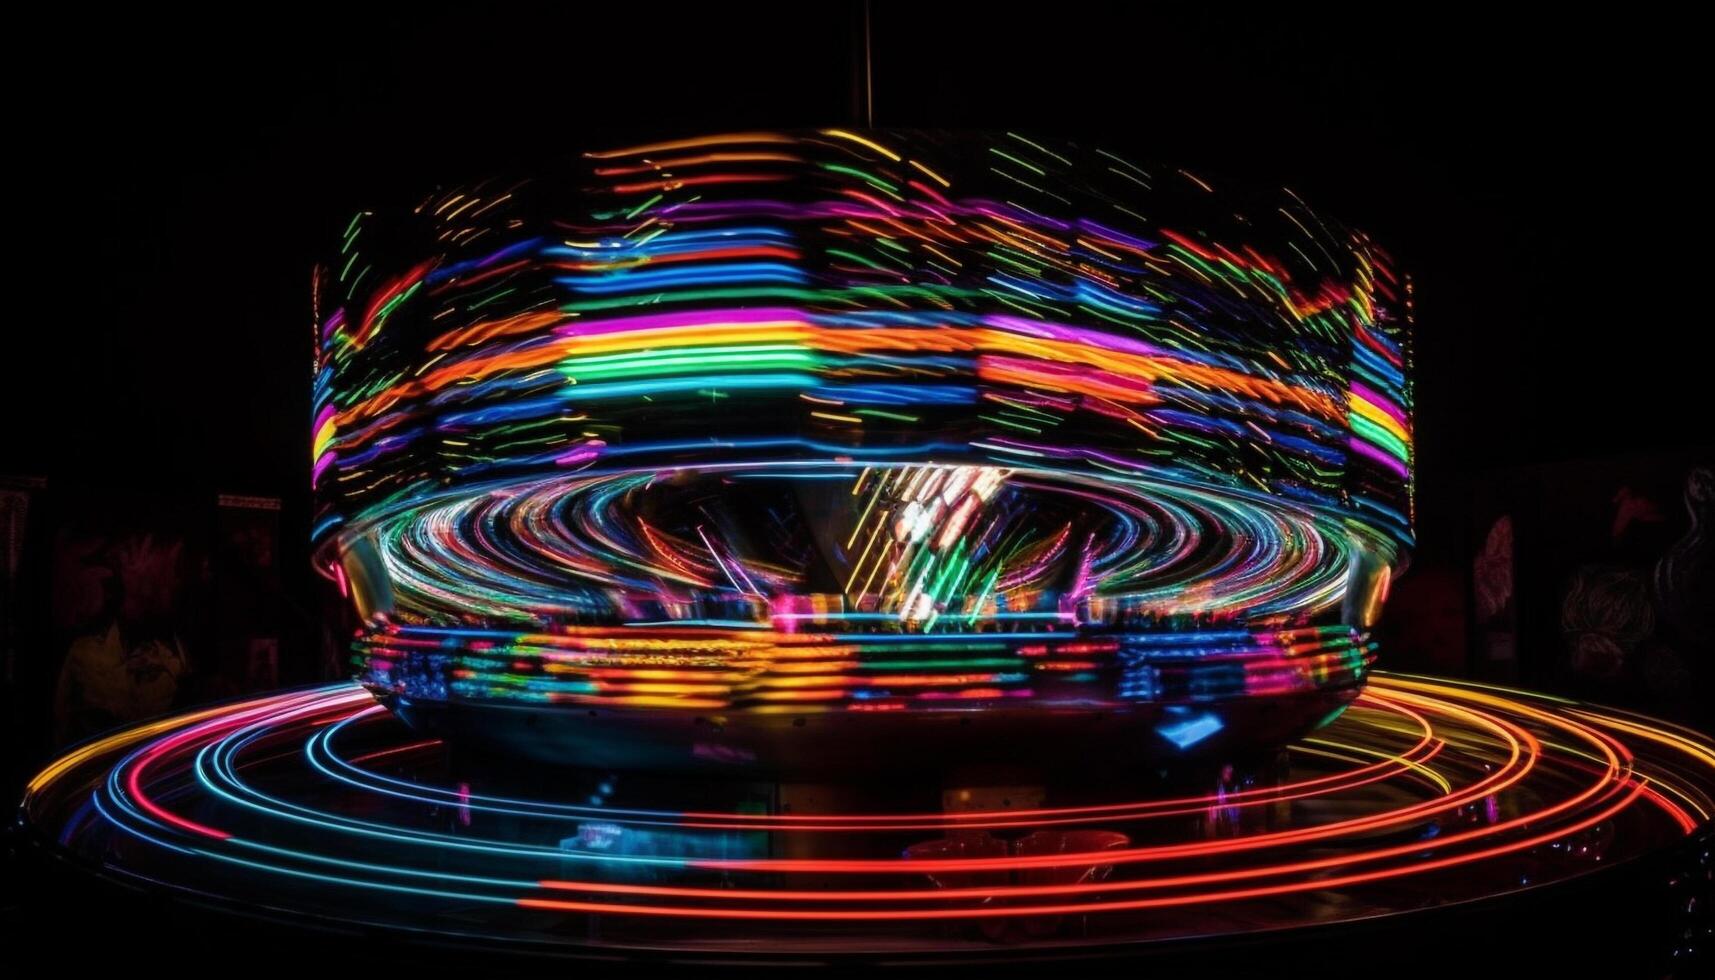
[[21, 674, 1714, 955]]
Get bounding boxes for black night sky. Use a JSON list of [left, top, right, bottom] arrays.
[[12, 7, 1705, 573]]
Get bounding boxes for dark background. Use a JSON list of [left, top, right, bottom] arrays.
[[5, 3, 1709, 779], [3, 5, 1712, 972]]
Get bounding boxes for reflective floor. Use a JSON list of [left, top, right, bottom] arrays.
[[16, 673, 1715, 963]]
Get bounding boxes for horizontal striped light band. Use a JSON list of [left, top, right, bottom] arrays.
[[311, 131, 1412, 722]]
